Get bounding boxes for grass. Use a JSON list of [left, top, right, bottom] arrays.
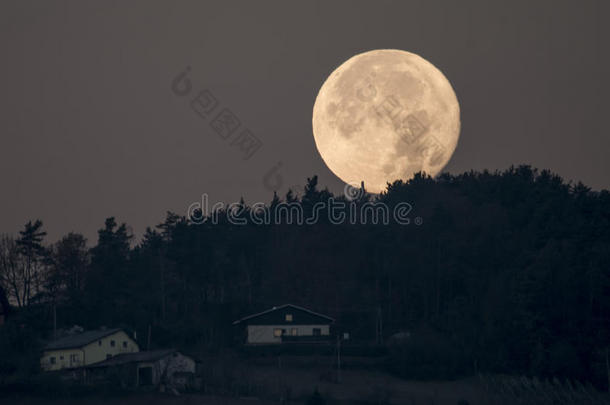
[[2, 353, 610, 404]]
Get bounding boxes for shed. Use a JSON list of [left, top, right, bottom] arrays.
[[85, 349, 196, 390]]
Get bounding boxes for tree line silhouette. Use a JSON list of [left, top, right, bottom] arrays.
[[1, 166, 609, 387]]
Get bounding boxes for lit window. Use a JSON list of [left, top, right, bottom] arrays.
[[291, 328, 298, 336], [285, 314, 293, 322], [273, 328, 283, 337], [123, 341, 128, 348], [110, 340, 116, 347], [50, 357, 56, 364]]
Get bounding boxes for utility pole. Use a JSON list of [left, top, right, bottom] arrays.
[[53, 303, 57, 341], [159, 250, 166, 321], [376, 307, 383, 345], [606, 347, 610, 392], [337, 334, 341, 383]]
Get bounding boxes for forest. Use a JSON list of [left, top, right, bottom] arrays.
[[1, 165, 609, 389]]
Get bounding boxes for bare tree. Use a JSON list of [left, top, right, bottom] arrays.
[[0, 221, 49, 307], [0, 235, 26, 307], [16, 220, 48, 305]]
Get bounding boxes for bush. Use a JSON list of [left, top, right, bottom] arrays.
[[387, 326, 469, 379], [306, 389, 326, 405], [548, 340, 583, 379]]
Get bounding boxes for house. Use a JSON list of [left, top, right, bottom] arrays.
[[85, 349, 196, 390], [40, 328, 139, 371], [233, 304, 334, 344]]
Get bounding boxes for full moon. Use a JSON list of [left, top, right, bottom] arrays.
[[312, 49, 460, 193]]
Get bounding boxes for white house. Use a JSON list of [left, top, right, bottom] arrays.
[[233, 304, 334, 344], [41, 328, 139, 371]]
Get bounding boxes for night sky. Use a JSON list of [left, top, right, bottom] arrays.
[[1, 0, 608, 242]]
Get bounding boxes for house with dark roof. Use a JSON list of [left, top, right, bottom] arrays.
[[85, 349, 196, 389], [233, 304, 334, 344], [40, 328, 139, 371]]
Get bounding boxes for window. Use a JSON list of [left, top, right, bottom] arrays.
[[110, 340, 116, 347], [123, 341, 128, 348], [285, 313, 293, 322], [98, 340, 102, 346], [273, 328, 283, 337], [70, 354, 79, 363], [313, 328, 321, 336], [50, 357, 56, 364], [60, 356, 64, 360], [291, 328, 298, 336]]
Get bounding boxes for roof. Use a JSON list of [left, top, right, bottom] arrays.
[[87, 349, 178, 368], [232, 304, 334, 325], [44, 328, 124, 350]]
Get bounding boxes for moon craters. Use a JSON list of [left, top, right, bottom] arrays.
[[312, 49, 460, 193]]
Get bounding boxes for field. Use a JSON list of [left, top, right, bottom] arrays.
[[4, 366, 610, 405], [2, 353, 610, 405]]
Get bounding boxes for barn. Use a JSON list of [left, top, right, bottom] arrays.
[[233, 304, 334, 344]]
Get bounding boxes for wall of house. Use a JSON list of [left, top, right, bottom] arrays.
[[40, 348, 85, 371], [135, 353, 196, 387], [164, 352, 196, 380], [247, 324, 330, 344], [41, 330, 139, 371], [81, 330, 139, 365]]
